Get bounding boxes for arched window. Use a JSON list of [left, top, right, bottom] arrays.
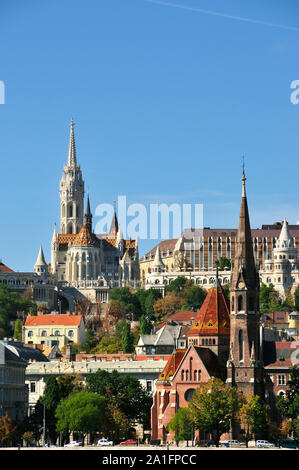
[[238, 295, 243, 311], [231, 296, 235, 311], [181, 370, 184, 381], [239, 330, 243, 361]]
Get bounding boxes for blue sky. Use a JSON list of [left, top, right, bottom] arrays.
[[0, 0, 299, 271]]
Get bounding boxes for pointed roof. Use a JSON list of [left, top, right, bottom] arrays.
[[51, 223, 57, 243], [72, 225, 97, 247], [157, 345, 222, 382], [109, 210, 119, 237], [231, 170, 258, 290], [85, 194, 91, 216], [35, 246, 47, 266], [277, 218, 295, 249], [187, 286, 230, 336], [67, 118, 77, 168], [152, 246, 164, 267]]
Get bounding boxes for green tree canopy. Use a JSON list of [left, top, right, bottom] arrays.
[[188, 378, 243, 447], [167, 408, 193, 444], [55, 390, 107, 445], [86, 369, 152, 428], [182, 285, 207, 311], [239, 395, 268, 446]]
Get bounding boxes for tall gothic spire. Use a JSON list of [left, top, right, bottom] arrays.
[[67, 118, 77, 168], [231, 168, 258, 291], [84, 194, 92, 233]]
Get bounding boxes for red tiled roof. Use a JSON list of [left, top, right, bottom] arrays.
[[187, 286, 230, 336], [0, 262, 14, 273], [24, 314, 82, 327]]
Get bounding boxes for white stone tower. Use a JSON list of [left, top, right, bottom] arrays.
[[59, 119, 84, 234]]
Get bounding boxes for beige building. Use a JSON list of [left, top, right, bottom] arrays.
[[23, 314, 85, 348], [140, 222, 299, 284]]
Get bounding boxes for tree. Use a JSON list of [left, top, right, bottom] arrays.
[[183, 285, 207, 311], [139, 315, 152, 335], [102, 300, 127, 331], [84, 329, 98, 352], [86, 369, 152, 428], [153, 291, 184, 321], [121, 321, 135, 353], [188, 378, 243, 447], [103, 404, 131, 442], [0, 413, 17, 447], [13, 318, 23, 341], [39, 376, 61, 444], [218, 257, 231, 271], [239, 395, 268, 446], [55, 390, 107, 445], [109, 287, 141, 317], [93, 335, 123, 354], [166, 277, 190, 294], [0, 284, 33, 337], [277, 365, 299, 439], [167, 408, 193, 445]]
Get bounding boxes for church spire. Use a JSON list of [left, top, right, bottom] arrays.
[[84, 194, 92, 233], [67, 118, 77, 168], [231, 168, 258, 291]]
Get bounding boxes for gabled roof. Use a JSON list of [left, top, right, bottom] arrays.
[[157, 348, 187, 381], [0, 262, 14, 273], [157, 345, 222, 382], [187, 286, 230, 336], [24, 314, 83, 327], [138, 324, 181, 347]]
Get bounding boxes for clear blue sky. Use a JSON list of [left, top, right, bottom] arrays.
[[0, 0, 299, 271]]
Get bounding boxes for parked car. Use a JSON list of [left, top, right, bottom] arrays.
[[256, 440, 275, 448], [120, 439, 137, 445], [280, 439, 299, 449], [205, 440, 215, 447], [64, 441, 82, 447], [97, 438, 113, 446], [220, 442, 229, 448], [227, 440, 242, 447]]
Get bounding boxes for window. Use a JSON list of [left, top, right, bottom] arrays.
[[68, 330, 74, 338], [28, 331, 33, 337], [278, 375, 286, 385], [41, 330, 47, 337], [238, 295, 243, 311], [146, 381, 152, 392], [30, 382, 36, 393], [54, 330, 60, 336], [184, 389, 195, 402], [239, 330, 243, 361]]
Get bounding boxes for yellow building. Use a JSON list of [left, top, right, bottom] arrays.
[[23, 314, 85, 348]]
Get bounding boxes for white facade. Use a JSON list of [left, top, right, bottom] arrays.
[[261, 219, 299, 298]]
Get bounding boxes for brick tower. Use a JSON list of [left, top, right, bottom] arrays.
[[226, 170, 264, 398]]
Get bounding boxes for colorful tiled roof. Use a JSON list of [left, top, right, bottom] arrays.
[[157, 349, 187, 381], [187, 286, 230, 336], [72, 225, 98, 247], [24, 314, 82, 327]]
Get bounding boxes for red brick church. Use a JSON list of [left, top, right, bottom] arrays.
[[151, 171, 269, 442]]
